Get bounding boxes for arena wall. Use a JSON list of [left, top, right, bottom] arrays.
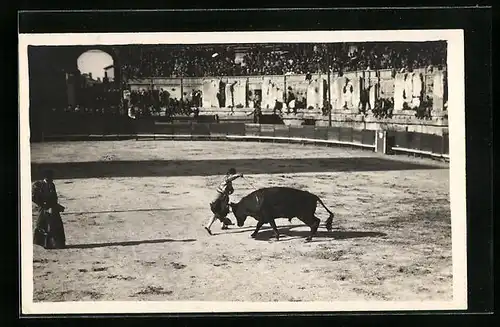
[[34, 68, 449, 159], [128, 67, 447, 116], [38, 114, 449, 160]]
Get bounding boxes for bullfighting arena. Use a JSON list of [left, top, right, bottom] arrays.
[[30, 140, 452, 302]]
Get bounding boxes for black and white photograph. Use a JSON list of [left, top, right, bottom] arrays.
[[19, 30, 466, 314]]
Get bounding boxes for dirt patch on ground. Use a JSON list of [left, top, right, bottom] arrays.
[[30, 140, 452, 302]]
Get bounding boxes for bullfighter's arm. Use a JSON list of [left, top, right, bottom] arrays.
[[225, 173, 243, 183], [31, 181, 45, 208]]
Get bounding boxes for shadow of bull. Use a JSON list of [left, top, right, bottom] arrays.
[[215, 224, 387, 241]]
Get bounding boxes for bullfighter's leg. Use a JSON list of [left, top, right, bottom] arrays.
[[220, 197, 232, 230], [268, 219, 280, 241], [306, 216, 321, 242], [205, 214, 218, 235], [250, 221, 264, 238]]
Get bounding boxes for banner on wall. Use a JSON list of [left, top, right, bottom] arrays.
[[432, 70, 445, 111], [224, 82, 232, 108], [378, 70, 395, 101], [232, 79, 247, 107], [411, 72, 424, 109], [261, 77, 285, 110], [351, 76, 361, 110], [261, 78, 272, 109], [393, 73, 406, 111], [202, 79, 219, 108], [392, 72, 425, 110], [306, 77, 324, 109], [330, 75, 343, 109]]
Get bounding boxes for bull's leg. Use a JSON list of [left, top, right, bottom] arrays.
[[251, 221, 264, 238], [305, 216, 321, 242], [325, 214, 334, 232], [268, 219, 280, 241], [221, 216, 229, 230]]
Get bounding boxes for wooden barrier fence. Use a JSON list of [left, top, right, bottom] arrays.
[[39, 116, 449, 160], [132, 121, 376, 149]]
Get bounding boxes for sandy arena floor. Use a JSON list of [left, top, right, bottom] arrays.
[[29, 140, 452, 302]]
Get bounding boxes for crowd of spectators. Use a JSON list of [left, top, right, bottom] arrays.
[[47, 103, 121, 116], [51, 42, 446, 119], [45, 86, 123, 116], [118, 42, 447, 79], [336, 42, 447, 72], [45, 85, 200, 119], [126, 88, 197, 118], [76, 86, 122, 112], [120, 46, 245, 79]]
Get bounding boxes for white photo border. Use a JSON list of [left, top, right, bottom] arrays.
[[18, 30, 466, 314]]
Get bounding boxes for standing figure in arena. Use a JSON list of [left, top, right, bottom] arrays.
[[32, 170, 66, 249], [205, 168, 243, 235]]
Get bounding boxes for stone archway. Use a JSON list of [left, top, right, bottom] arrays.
[[77, 50, 114, 83], [28, 45, 124, 141], [68, 46, 122, 86], [64, 46, 123, 111]]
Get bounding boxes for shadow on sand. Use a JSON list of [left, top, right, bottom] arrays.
[[65, 238, 197, 249], [252, 228, 387, 242], [31, 156, 446, 180], [65, 208, 185, 215], [210, 226, 261, 236], [217, 224, 386, 241]]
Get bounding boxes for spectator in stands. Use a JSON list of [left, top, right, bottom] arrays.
[[193, 107, 200, 118], [287, 86, 296, 114], [273, 99, 283, 115], [45, 42, 447, 122], [118, 42, 447, 79]]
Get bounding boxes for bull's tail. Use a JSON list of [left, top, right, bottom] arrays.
[[316, 196, 334, 232]]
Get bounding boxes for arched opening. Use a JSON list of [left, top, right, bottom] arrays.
[[69, 49, 122, 115], [77, 50, 115, 84]]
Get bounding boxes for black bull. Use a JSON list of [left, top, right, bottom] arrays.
[[229, 187, 334, 241]]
